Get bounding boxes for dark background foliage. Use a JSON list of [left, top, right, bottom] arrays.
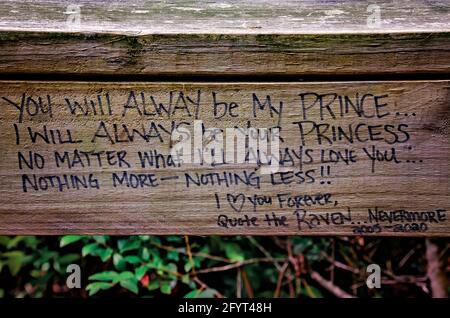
[[0, 236, 448, 298]]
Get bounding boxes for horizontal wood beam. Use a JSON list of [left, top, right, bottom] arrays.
[[0, 80, 448, 235], [1, 32, 450, 77], [0, 0, 448, 34]]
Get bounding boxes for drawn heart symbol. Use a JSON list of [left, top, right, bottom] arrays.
[[227, 193, 245, 212]]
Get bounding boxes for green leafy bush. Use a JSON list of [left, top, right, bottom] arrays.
[[0, 235, 440, 298]]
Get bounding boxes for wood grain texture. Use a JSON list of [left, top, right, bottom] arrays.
[[0, 0, 448, 34], [1, 1, 448, 77], [0, 80, 448, 236], [1, 32, 450, 77]]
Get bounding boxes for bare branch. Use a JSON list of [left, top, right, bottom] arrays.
[[426, 238, 448, 298], [311, 271, 356, 298]]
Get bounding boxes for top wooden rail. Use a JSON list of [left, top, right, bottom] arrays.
[[0, 0, 449, 35]]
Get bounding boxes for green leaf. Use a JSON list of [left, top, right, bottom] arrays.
[[60, 235, 85, 247], [89, 271, 120, 283], [184, 262, 193, 273], [184, 289, 201, 298], [41, 262, 50, 272], [181, 274, 190, 284], [135, 265, 149, 280], [150, 256, 162, 268], [148, 280, 159, 291], [82, 243, 100, 257], [120, 278, 139, 294], [117, 239, 140, 253], [113, 253, 126, 271], [6, 236, 25, 249], [224, 243, 244, 262], [118, 271, 135, 281], [123, 255, 141, 264], [198, 288, 217, 298], [82, 243, 113, 262], [165, 262, 178, 274], [2, 250, 24, 258], [160, 282, 172, 295], [31, 269, 42, 278], [0, 288, 4, 298], [86, 282, 113, 296], [97, 248, 113, 262], [93, 236, 107, 245], [3, 251, 25, 276], [141, 248, 150, 261], [167, 251, 179, 261], [167, 236, 182, 242], [199, 246, 210, 255]]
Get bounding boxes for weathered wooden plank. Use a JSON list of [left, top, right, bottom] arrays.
[[0, 0, 449, 34], [1, 32, 450, 77], [0, 80, 448, 236], [1, 1, 448, 77]]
